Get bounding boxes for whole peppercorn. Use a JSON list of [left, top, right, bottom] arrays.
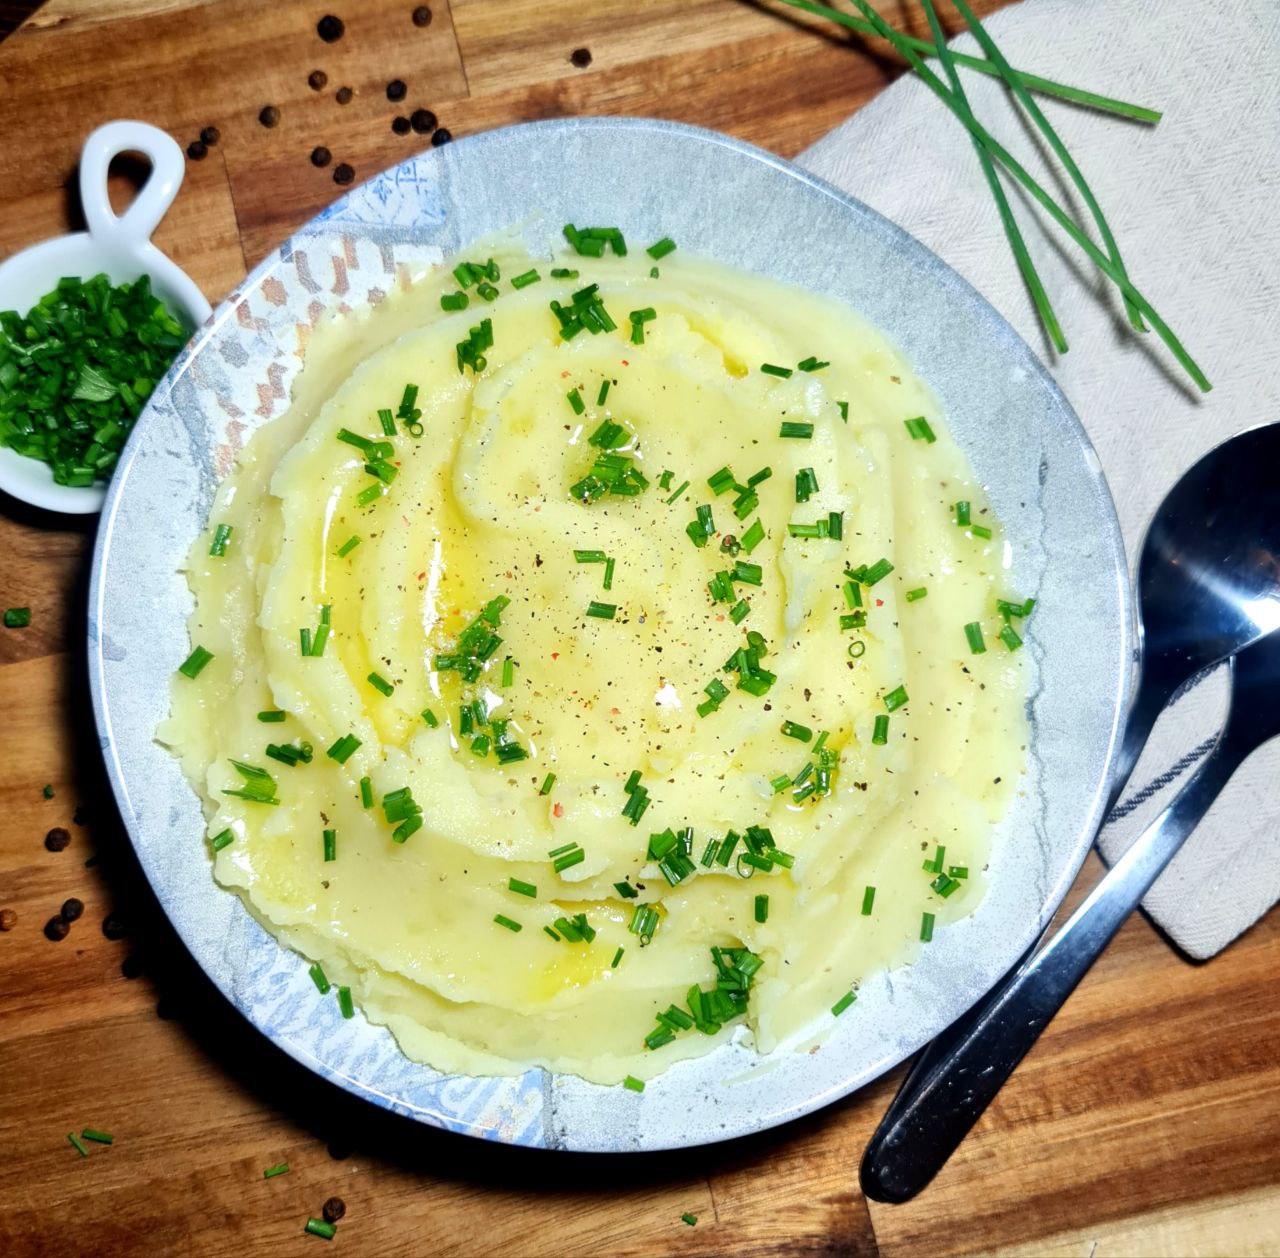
[[311, 146, 332, 168], [102, 912, 127, 941], [308, 69, 328, 91], [45, 827, 71, 852], [187, 141, 208, 161], [317, 15, 344, 42], [410, 108, 436, 134], [61, 897, 84, 923], [386, 79, 407, 102], [335, 86, 353, 105], [200, 126, 221, 146], [431, 128, 452, 147], [259, 105, 281, 128], [391, 116, 411, 135], [333, 163, 355, 185], [0, 908, 17, 931], [45, 916, 70, 942], [412, 5, 432, 27], [570, 47, 592, 68], [322, 1197, 347, 1223]]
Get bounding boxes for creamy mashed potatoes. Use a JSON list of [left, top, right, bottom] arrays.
[[163, 235, 1026, 1084]]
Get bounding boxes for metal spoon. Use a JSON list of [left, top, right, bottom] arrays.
[[861, 422, 1280, 1203]]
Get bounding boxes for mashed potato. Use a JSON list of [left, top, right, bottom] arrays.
[[162, 235, 1026, 1084]]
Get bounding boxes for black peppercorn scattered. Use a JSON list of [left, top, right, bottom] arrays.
[[333, 163, 355, 185], [61, 897, 84, 923], [391, 116, 411, 135], [335, 86, 353, 105], [317, 14, 345, 42], [570, 47, 592, 68], [386, 78, 407, 102], [0, 908, 16, 931], [410, 108, 436, 134], [122, 954, 144, 979], [322, 1197, 347, 1223], [311, 146, 332, 168], [102, 912, 126, 940], [45, 827, 71, 852], [45, 916, 70, 942], [412, 5, 432, 27], [259, 105, 281, 128], [186, 141, 208, 161], [430, 127, 452, 147], [200, 126, 221, 146], [308, 69, 328, 91]]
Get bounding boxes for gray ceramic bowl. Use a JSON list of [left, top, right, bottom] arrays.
[[88, 118, 1132, 1152]]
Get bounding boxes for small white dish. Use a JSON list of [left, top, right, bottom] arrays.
[[0, 120, 211, 514]]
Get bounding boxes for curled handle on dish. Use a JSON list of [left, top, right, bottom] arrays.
[[79, 120, 187, 253]]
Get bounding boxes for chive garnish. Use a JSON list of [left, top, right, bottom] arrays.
[[614, 880, 638, 899], [646, 236, 677, 259], [309, 962, 330, 994], [779, 421, 813, 439], [4, 607, 32, 628], [337, 986, 355, 1018], [761, 363, 793, 378], [210, 829, 234, 852], [781, 720, 812, 742], [586, 601, 616, 620], [567, 388, 585, 415], [954, 500, 972, 526], [355, 483, 384, 507], [508, 878, 537, 898], [440, 292, 469, 312], [305, 1218, 337, 1240], [256, 709, 286, 724], [177, 645, 213, 679], [494, 914, 522, 932], [730, 599, 751, 624], [539, 772, 556, 796], [905, 587, 928, 602], [665, 479, 690, 505], [326, 733, 361, 764], [921, 912, 936, 943], [550, 267, 578, 278], [904, 416, 937, 442], [682, 1213, 698, 1227], [754, 894, 769, 923], [323, 828, 336, 862], [861, 885, 876, 915], [971, 524, 993, 539], [872, 714, 890, 745], [209, 523, 233, 557], [367, 671, 395, 696], [359, 776, 373, 809], [81, 1128, 114, 1145], [740, 519, 765, 553], [262, 1162, 290, 1179], [337, 534, 361, 558], [999, 623, 1024, 650], [964, 621, 987, 654], [511, 268, 541, 289], [623, 1074, 645, 1092], [831, 990, 857, 1017], [883, 685, 909, 712], [67, 1132, 89, 1158], [795, 467, 819, 502]]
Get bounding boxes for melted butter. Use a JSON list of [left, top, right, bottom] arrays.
[[162, 240, 1026, 1084]]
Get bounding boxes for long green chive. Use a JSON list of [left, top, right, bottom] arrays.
[[323, 828, 336, 862], [539, 772, 556, 796], [831, 989, 857, 1017], [754, 894, 769, 923], [964, 621, 987, 654], [494, 914, 522, 932], [81, 1128, 113, 1145], [872, 714, 889, 745], [861, 885, 876, 915], [358, 776, 373, 809], [210, 829, 234, 852], [1000, 623, 1024, 651], [905, 587, 928, 602], [337, 986, 355, 1019], [308, 962, 330, 994], [596, 379, 611, 406], [761, 363, 793, 378], [586, 601, 616, 620], [177, 645, 213, 679], [883, 685, 909, 712], [904, 416, 936, 442], [305, 1218, 337, 1240], [921, 912, 936, 943], [553, 846, 586, 873], [612, 946, 625, 967], [779, 421, 813, 439], [67, 1133, 89, 1158]]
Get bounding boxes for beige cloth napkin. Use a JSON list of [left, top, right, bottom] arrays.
[[797, 0, 1280, 958]]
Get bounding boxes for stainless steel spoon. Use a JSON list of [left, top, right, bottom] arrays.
[[861, 422, 1280, 1203]]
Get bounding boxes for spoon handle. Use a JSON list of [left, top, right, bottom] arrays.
[[860, 677, 1248, 1204]]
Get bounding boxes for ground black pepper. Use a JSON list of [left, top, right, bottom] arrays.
[[45, 827, 71, 852], [102, 912, 126, 940], [44, 916, 70, 942], [317, 14, 345, 42], [0, 908, 16, 931], [200, 126, 221, 146], [410, 108, 436, 134], [386, 78, 407, 102], [431, 128, 452, 147], [333, 163, 355, 185], [391, 116, 411, 135], [311, 146, 332, 168], [322, 1197, 347, 1223], [412, 5, 432, 27], [186, 141, 208, 161], [60, 897, 84, 923], [570, 47, 592, 68], [335, 86, 353, 105], [259, 105, 281, 128], [308, 69, 328, 91]]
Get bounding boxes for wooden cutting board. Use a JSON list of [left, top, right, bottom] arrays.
[[1, 3, 1277, 1255]]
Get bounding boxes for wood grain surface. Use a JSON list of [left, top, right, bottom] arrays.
[[1, 3, 1278, 1256]]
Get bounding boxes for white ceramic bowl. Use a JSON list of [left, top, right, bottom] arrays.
[[0, 120, 211, 514]]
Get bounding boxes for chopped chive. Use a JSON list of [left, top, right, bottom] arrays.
[[543, 926, 561, 941], [367, 671, 395, 696], [356, 483, 384, 507], [81, 1128, 113, 1145], [623, 1073, 645, 1092], [862, 558, 895, 586], [831, 990, 857, 1017], [665, 480, 690, 505], [550, 267, 578, 278], [949, 865, 970, 879], [729, 599, 751, 624], [708, 466, 736, 495], [539, 772, 556, 796], [999, 623, 1024, 651], [682, 1213, 698, 1227], [299, 627, 312, 656], [177, 645, 213, 679], [336, 428, 375, 453], [511, 268, 541, 289], [754, 894, 769, 923], [67, 1133, 89, 1158], [4, 607, 32, 629], [740, 519, 765, 553], [964, 621, 987, 654], [614, 880, 639, 899], [377, 407, 397, 437], [828, 511, 843, 540], [761, 363, 793, 378], [603, 557, 615, 590], [883, 685, 909, 712], [337, 986, 355, 1018], [508, 878, 537, 898], [326, 733, 361, 764], [733, 560, 762, 586], [420, 707, 439, 729], [210, 829, 234, 852], [337, 534, 361, 558], [904, 416, 937, 442], [837, 400, 849, 421], [779, 421, 813, 439], [553, 847, 586, 873], [797, 356, 829, 372], [861, 885, 876, 915], [494, 914, 522, 932], [795, 467, 819, 502], [586, 601, 616, 620], [308, 962, 330, 994], [263, 1162, 289, 1179], [574, 549, 607, 563], [323, 828, 336, 862], [872, 714, 889, 745], [359, 776, 373, 808], [905, 587, 928, 602], [955, 500, 972, 526], [970, 524, 993, 539], [781, 720, 812, 742], [646, 236, 677, 259], [209, 523, 233, 557], [921, 912, 936, 943], [257, 709, 286, 723], [567, 387, 585, 415], [440, 291, 469, 311], [305, 1219, 337, 1240]]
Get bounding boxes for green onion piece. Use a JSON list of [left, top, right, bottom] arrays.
[[614, 880, 638, 899], [740, 519, 765, 554], [305, 1218, 337, 1240], [367, 671, 395, 696], [761, 363, 793, 378], [795, 467, 819, 502], [508, 878, 537, 898], [781, 720, 812, 743], [356, 483, 384, 507], [682, 1213, 698, 1227], [337, 535, 361, 558], [494, 914, 522, 932], [950, 865, 970, 879], [921, 912, 936, 943], [1000, 623, 1024, 651], [602, 557, 615, 590], [733, 560, 762, 586], [553, 847, 586, 873], [797, 356, 829, 372], [257, 710, 286, 723], [586, 601, 616, 620], [837, 400, 849, 421], [263, 1162, 289, 1179], [666, 479, 691, 505], [420, 707, 440, 729], [861, 885, 876, 915], [707, 466, 736, 495], [904, 416, 937, 442], [574, 549, 607, 563], [440, 291, 469, 311], [81, 1128, 113, 1145], [955, 500, 972, 526], [67, 1132, 89, 1158], [971, 524, 993, 539], [359, 776, 373, 808], [3, 607, 32, 628], [550, 267, 579, 279], [612, 947, 626, 967], [308, 962, 330, 994], [754, 894, 769, 923], [883, 685, 909, 712], [831, 990, 857, 1017], [779, 421, 813, 439], [377, 408, 396, 437], [905, 587, 928, 602], [828, 511, 844, 540], [623, 1074, 645, 1092], [646, 236, 677, 259], [730, 599, 751, 624], [326, 733, 361, 764], [323, 828, 336, 862], [872, 714, 890, 745], [299, 627, 312, 657], [511, 269, 541, 289], [567, 387, 585, 415], [862, 558, 895, 586], [337, 986, 355, 1018], [177, 646, 213, 679], [209, 523, 233, 557], [210, 829, 234, 852], [539, 772, 556, 796], [42, 784, 53, 798], [964, 621, 987, 654]]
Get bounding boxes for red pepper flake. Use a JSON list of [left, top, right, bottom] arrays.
[[551, 652, 559, 660], [417, 571, 426, 581], [875, 598, 884, 606], [553, 803, 564, 818], [620, 360, 630, 367]]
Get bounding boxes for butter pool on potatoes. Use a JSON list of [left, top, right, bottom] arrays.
[[162, 239, 1026, 1084]]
